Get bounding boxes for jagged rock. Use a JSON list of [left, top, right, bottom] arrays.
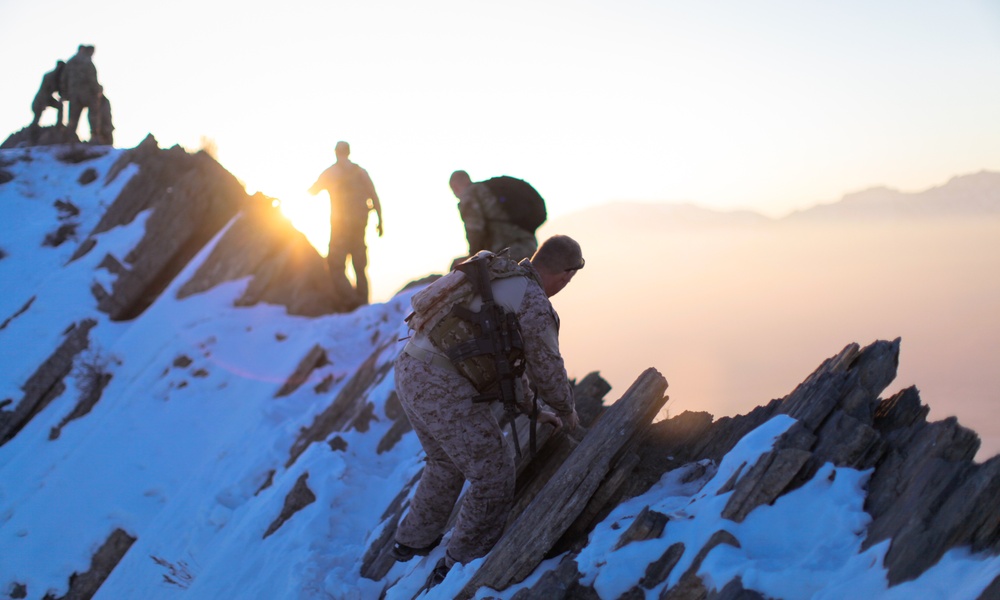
[[556, 450, 642, 554], [779, 340, 899, 430], [810, 409, 884, 469], [41, 528, 136, 600], [0, 319, 96, 446], [263, 472, 316, 538], [459, 368, 668, 597], [614, 506, 669, 550], [0, 296, 35, 331], [49, 369, 112, 439], [177, 193, 345, 316], [313, 374, 335, 394], [660, 530, 741, 600], [572, 371, 612, 425], [55, 199, 80, 218], [78, 168, 98, 184], [865, 410, 991, 584], [350, 402, 377, 433], [710, 578, 766, 600], [274, 344, 329, 397], [510, 556, 591, 600], [360, 471, 424, 581], [606, 339, 1000, 594], [641, 542, 686, 589], [73, 136, 250, 320], [42, 222, 78, 247], [376, 391, 413, 454], [661, 573, 708, 600], [621, 407, 772, 513], [56, 146, 108, 165], [286, 341, 395, 467], [873, 386, 929, 432], [1, 125, 81, 149], [721, 447, 812, 522]]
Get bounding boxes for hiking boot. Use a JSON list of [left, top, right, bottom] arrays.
[[390, 535, 442, 562]]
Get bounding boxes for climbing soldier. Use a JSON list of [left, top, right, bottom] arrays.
[[391, 235, 584, 589]]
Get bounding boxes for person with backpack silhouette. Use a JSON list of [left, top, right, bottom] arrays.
[[449, 170, 546, 263], [60, 45, 104, 142], [309, 141, 384, 307], [390, 235, 584, 589]]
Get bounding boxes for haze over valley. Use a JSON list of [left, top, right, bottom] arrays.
[[544, 172, 1000, 459]]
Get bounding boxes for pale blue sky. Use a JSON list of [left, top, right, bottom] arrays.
[[3, 0, 1000, 296]]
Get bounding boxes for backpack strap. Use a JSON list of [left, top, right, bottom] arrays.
[[453, 253, 529, 458]]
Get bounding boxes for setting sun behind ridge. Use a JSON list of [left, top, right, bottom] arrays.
[[276, 193, 330, 257]]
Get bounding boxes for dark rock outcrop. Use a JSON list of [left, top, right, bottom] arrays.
[[604, 338, 1000, 595], [41, 528, 136, 600], [75, 135, 250, 320], [263, 473, 316, 539], [2, 125, 81, 149], [0, 319, 97, 447], [176, 192, 342, 316]]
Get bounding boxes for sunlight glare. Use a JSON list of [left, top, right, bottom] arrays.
[[276, 192, 330, 257]]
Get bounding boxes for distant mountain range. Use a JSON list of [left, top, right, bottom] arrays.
[[551, 171, 1000, 231], [787, 170, 1000, 221]]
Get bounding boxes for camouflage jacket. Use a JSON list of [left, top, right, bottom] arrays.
[[406, 259, 575, 416], [457, 182, 537, 255], [60, 54, 101, 102]]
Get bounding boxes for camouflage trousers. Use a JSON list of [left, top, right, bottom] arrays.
[[327, 223, 368, 304], [393, 351, 515, 565]]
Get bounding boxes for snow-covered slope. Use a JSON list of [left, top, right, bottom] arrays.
[[2, 143, 999, 600]]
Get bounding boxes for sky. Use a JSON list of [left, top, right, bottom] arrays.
[[3, 0, 1000, 300], [3, 148, 1000, 598]]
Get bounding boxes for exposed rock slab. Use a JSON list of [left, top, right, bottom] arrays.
[[0, 319, 96, 446], [1, 125, 81, 149], [176, 193, 343, 315], [459, 367, 668, 596], [77, 135, 250, 321], [42, 528, 136, 600]]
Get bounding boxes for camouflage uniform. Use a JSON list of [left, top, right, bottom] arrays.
[[394, 261, 574, 565], [60, 46, 103, 138], [309, 160, 381, 304], [458, 183, 538, 261], [31, 63, 64, 127]]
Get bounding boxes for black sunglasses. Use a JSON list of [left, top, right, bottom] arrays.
[[565, 258, 585, 272]]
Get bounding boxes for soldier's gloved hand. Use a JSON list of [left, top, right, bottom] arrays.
[[377, 222, 384, 237], [536, 410, 562, 431], [559, 409, 580, 431]]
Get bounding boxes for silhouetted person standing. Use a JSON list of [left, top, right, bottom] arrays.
[[309, 141, 383, 307], [31, 60, 65, 129], [60, 45, 104, 142]]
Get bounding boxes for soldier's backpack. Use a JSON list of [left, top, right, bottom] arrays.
[[482, 176, 548, 233], [406, 251, 537, 456]]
